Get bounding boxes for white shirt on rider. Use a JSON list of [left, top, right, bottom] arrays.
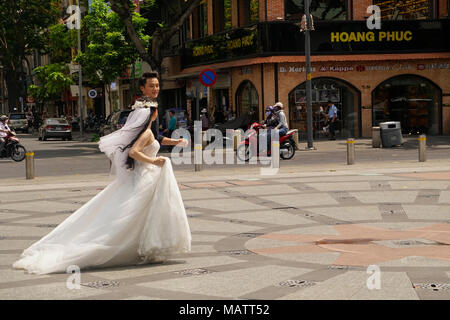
[[0, 122, 10, 138], [276, 111, 288, 130]]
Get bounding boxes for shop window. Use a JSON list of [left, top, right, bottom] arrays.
[[373, 0, 434, 20], [285, 0, 347, 21], [236, 81, 259, 123], [372, 75, 441, 135], [213, 0, 232, 33], [288, 77, 360, 138], [239, 0, 259, 26]]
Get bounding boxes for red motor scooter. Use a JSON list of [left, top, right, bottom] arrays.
[[236, 122, 296, 162]]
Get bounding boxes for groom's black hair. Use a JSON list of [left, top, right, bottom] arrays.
[[139, 72, 159, 88]]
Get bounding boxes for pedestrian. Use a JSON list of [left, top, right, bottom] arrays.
[[326, 100, 338, 140], [167, 110, 177, 138], [201, 108, 209, 131], [13, 72, 191, 274]]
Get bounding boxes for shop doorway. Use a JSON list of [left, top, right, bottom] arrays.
[[236, 80, 259, 123], [372, 75, 442, 135], [288, 77, 361, 139], [213, 88, 230, 123]]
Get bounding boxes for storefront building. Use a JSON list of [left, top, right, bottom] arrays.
[[162, 0, 450, 137]]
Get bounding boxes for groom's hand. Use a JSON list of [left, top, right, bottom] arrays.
[[177, 138, 189, 147]]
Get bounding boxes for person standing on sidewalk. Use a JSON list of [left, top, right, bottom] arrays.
[[326, 101, 338, 140], [167, 110, 177, 138]]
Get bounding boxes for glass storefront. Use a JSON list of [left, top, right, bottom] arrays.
[[288, 77, 360, 139], [236, 80, 259, 123], [372, 75, 441, 135]]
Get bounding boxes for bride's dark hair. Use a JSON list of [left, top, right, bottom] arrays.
[[120, 104, 156, 170]]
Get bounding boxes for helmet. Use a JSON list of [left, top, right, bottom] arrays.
[[265, 106, 273, 117], [0, 115, 7, 121], [274, 102, 283, 110]]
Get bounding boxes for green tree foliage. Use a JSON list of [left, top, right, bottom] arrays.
[[26, 18, 77, 105], [0, 0, 60, 110], [76, 0, 150, 86], [109, 0, 202, 75], [28, 63, 73, 102]]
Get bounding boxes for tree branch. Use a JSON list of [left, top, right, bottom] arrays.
[[109, 0, 158, 70]]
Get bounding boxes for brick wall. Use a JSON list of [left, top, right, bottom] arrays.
[[353, 0, 372, 21], [265, 0, 284, 21], [232, 0, 239, 27], [439, 0, 449, 17], [207, 0, 214, 35]]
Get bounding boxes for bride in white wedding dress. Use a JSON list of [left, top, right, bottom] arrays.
[[13, 72, 191, 274]]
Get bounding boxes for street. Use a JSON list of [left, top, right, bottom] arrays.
[[2, 132, 450, 179]]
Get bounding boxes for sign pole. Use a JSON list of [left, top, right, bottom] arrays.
[[305, 0, 313, 149]]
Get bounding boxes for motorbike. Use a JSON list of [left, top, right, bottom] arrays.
[[236, 122, 296, 162], [0, 131, 27, 162]]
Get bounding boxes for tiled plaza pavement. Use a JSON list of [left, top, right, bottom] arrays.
[[0, 169, 449, 300]]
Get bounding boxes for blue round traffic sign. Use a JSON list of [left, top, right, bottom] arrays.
[[199, 69, 217, 87]]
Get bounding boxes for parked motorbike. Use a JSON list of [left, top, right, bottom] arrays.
[[0, 131, 27, 162], [236, 122, 296, 162]]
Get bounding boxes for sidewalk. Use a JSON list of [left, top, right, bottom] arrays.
[[1, 153, 450, 300]]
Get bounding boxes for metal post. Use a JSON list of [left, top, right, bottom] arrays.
[[194, 121, 202, 172], [271, 130, 280, 169], [77, 0, 83, 138], [418, 134, 426, 162], [372, 126, 381, 148], [305, 0, 313, 149], [194, 82, 201, 171], [292, 129, 300, 150], [347, 138, 355, 165], [25, 151, 35, 179]]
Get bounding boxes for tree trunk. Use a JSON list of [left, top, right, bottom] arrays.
[[5, 68, 20, 113]]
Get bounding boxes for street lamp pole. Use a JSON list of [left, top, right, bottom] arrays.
[[305, 0, 314, 149], [77, 0, 83, 138]]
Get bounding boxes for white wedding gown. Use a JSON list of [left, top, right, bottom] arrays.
[[13, 140, 191, 274]]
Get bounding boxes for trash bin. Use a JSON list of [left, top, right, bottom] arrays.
[[380, 121, 402, 147]]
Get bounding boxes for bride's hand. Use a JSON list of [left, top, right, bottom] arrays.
[[152, 157, 166, 167]]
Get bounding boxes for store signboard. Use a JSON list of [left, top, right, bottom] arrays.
[[183, 19, 450, 68]]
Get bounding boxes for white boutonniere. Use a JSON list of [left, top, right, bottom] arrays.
[[131, 97, 158, 110]]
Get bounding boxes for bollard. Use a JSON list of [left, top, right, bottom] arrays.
[[418, 134, 426, 162], [194, 128, 202, 171], [347, 138, 355, 165], [372, 127, 381, 148], [233, 130, 241, 151], [292, 129, 300, 150], [25, 151, 35, 179], [271, 140, 280, 169]]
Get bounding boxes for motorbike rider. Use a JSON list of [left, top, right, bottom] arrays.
[[273, 102, 289, 137], [0, 115, 12, 152], [260, 106, 279, 153]]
